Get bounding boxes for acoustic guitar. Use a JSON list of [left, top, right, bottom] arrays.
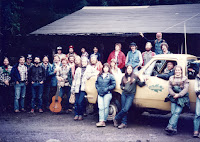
[[49, 86, 62, 113]]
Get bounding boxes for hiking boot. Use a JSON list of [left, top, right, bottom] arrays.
[[96, 121, 106, 127], [118, 123, 127, 129], [193, 131, 199, 138], [165, 126, 177, 134], [39, 109, 43, 113], [78, 115, 83, 121], [74, 115, 79, 121], [113, 119, 118, 127]]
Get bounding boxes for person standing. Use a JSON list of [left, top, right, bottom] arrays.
[[66, 45, 77, 58], [71, 57, 99, 121], [41, 56, 52, 110], [29, 57, 46, 113], [0, 57, 13, 112], [11, 56, 28, 113], [68, 54, 76, 78], [125, 42, 143, 73], [193, 70, 200, 138], [164, 65, 190, 135], [90, 54, 103, 72], [110, 59, 121, 75], [113, 65, 145, 129], [142, 42, 156, 66], [25, 54, 34, 70], [140, 32, 166, 55], [91, 47, 101, 61], [161, 42, 171, 54], [57, 57, 72, 113], [81, 47, 89, 58], [107, 43, 126, 70], [55, 46, 66, 60], [95, 63, 116, 127]]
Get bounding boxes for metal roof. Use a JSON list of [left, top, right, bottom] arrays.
[[31, 4, 200, 36]]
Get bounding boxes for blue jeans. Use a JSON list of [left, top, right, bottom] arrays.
[[194, 97, 200, 132], [31, 83, 44, 109], [115, 92, 134, 125], [14, 83, 26, 110], [59, 86, 71, 110], [98, 93, 112, 122], [167, 102, 183, 130], [43, 81, 51, 107], [74, 91, 86, 116]]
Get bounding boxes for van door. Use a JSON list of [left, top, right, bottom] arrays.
[[134, 60, 177, 111]]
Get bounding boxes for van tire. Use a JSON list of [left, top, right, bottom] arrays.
[[107, 99, 121, 121]]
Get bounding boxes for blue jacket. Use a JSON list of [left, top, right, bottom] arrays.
[[126, 50, 141, 69], [95, 73, 116, 96], [10, 63, 28, 82], [50, 63, 61, 87], [41, 63, 53, 83]]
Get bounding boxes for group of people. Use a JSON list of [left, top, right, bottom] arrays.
[[0, 32, 200, 138]]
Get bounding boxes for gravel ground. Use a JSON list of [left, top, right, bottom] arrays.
[[0, 111, 199, 142]]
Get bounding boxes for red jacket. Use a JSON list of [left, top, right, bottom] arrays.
[[107, 50, 126, 69]]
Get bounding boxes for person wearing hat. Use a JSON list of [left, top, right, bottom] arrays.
[[66, 45, 77, 58], [25, 54, 34, 70], [91, 47, 101, 61], [139, 32, 166, 55], [125, 42, 143, 73], [90, 54, 103, 72], [55, 46, 66, 60], [107, 43, 126, 70]]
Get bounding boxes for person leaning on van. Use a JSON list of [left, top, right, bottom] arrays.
[[164, 65, 190, 135]]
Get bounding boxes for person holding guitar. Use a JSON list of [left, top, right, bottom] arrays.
[[56, 57, 73, 113]]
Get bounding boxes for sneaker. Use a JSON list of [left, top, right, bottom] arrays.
[[96, 121, 106, 127], [78, 115, 83, 121], [39, 109, 43, 113], [74, 115, 79, 121], [118, 123, 127, 129], [193, 132, 199, 138], [165, 126, 177, 135], [30, 109, 34, 113], [14, 110, 20, 113], [113, 119, 118, 127]]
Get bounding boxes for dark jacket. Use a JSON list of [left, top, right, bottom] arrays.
[[11, 63, 28, 82], [49, 63, 61, 87], [95, 73, 116, 96], [28, 65, 46, 82], [157, 69, 174, 80], [120, 75, 145, 94]]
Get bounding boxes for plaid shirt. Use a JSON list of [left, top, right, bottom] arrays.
[[18, 64, 28, 81]]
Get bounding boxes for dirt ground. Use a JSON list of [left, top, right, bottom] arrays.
[[0, 111, 199, 142]]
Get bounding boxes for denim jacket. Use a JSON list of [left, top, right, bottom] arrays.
[[126, 50, 142, 69], [41, 63, 52, 83], [95, 73, 116, 96], [50, 63, 61, 87]]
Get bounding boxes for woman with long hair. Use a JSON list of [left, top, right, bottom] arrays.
[[110, 59, 121, 75], [113, 65, 145, 129], [71, 56, 98, 121], [95, 63, 116, 127], [165, 65, 189, 135]]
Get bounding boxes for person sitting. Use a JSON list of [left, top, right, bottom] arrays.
[[157, 61, 175, 80]]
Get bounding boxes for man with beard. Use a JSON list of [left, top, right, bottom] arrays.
[[29, 57, 46, 113], [68, 54, 75, 78], [66, 45, 77, 58], [90, 54, 103, 72]]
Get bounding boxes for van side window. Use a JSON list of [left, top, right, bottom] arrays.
[[144, 60, 177, 76], [187, 59, 199, 79]]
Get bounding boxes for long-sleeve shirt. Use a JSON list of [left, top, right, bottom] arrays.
[[29, 65, 46, 82], [168, 75, 189, 97]]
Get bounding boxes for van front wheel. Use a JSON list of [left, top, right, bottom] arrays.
[[107, 100, 120, 121]]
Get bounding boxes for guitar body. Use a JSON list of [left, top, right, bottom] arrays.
[[49, 86, 62, 113]]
